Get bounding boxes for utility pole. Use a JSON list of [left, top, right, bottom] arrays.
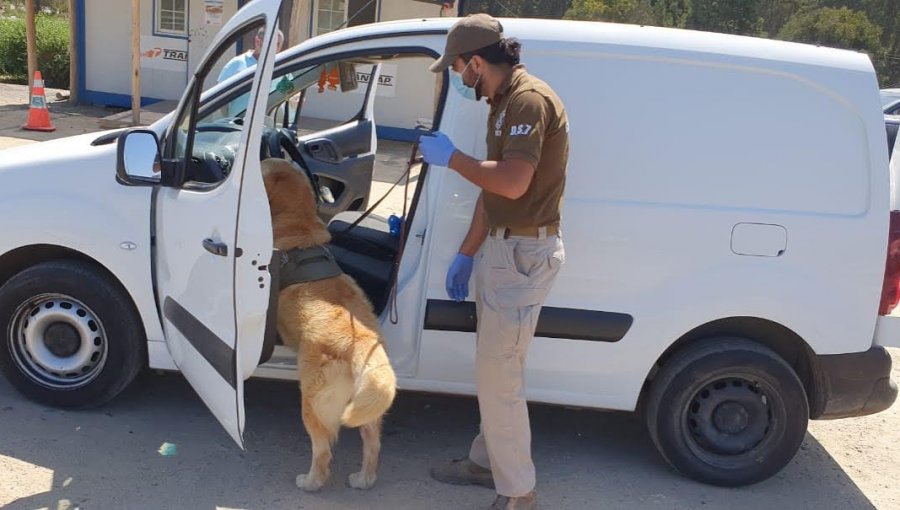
[[131, 0, 141, 125], [68, 0, 78, 103], [25, 0, 37, 90]]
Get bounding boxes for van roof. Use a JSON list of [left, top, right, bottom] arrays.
[[298, 17, 873, 75]]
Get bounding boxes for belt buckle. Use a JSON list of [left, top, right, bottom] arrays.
[[503, 227, 511, 240]]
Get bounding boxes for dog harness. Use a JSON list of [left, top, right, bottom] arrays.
[[278, 246, 343, 290]]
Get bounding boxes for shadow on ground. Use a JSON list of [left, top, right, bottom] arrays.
[[0, 370, 877, 510]]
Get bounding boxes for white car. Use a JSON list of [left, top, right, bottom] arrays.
[[882, 88, 900, 115], [0, 0, 897, 487]]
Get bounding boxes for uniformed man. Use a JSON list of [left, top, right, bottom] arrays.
[[419, 13, 568, 510]]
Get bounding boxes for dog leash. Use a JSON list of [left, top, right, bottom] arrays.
[[387, 140, 420, 324]]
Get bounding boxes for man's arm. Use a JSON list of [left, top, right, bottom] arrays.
[[448, 153, 535, 201], [459, 193, 490, 256]]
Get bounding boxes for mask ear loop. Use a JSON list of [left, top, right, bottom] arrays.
[[465, 57, 483, 100]]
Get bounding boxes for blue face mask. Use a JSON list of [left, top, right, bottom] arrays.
[[451, 59, 480, 101], [451, 71, 477, 101]]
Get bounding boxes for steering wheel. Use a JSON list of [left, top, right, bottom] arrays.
[[187, 150, 229, 183], [275, 128, 323, 204]]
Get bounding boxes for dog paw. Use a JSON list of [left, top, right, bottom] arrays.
[[296, 473, 324, 492], [348, 471, 376, 490]]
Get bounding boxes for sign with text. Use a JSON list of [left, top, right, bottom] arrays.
[[140, 36, 188, 72], [349, 63, 397, 98]]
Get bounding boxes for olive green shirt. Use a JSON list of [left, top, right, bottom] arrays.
[[483, 65, 569, 228]]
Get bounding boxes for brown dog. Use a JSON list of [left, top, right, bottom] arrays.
[[261, 158, 397, 491]]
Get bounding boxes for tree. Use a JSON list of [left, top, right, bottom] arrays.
[[563, 0, 656, 25], [755, 0, 817, 37], [778, 7, 882, 53], [462, 0, 571, 19], [653, 0, 693, 28], [688, 0, 764, 35]]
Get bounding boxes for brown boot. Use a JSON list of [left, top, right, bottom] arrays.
[[430, 457, 495, 489], [489, 491, 537, 510]]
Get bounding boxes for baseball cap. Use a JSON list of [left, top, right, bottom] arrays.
[[429, 14, 503, 72]]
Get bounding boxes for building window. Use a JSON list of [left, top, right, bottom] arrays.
[[316, 0, 347, 35], [157, 0, 187, 36], [315, 0, 377, 36]]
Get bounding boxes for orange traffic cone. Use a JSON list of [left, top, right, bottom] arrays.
[[22, 71, 56, 132]]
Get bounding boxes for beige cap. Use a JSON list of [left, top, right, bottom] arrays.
[[429, 14, 503, 72]]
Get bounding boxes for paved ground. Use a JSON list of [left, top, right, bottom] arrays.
[[1, 353, 899, 510], [0, 84, 117, 150], [1, 83, 900, 510]]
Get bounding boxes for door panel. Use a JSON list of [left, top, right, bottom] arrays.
[[299, 121, 375, 218], [154, 0, 281, 449], [296, 65, 381, 221]]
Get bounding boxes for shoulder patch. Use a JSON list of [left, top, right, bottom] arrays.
[[510, 124, 533, 136]]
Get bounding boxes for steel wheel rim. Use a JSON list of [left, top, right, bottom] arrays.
[[7, 293, 108, 389], [682, 374, 781, 467]]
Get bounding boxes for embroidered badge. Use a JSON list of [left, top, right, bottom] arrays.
[[510, 124, 533, 136], [494, 110, 506, 136]]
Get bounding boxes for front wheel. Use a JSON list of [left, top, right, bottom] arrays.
[[645, 337, 809, 486], [0, 260, 146, 408]]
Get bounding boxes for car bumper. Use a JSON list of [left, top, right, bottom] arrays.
[[810, 346, 897, 419]]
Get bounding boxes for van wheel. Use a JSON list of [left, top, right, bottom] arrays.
[[0, 260, 145, 408], [645, 337, 808, 486]]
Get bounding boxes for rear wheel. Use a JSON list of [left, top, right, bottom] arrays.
[[645, 337, 808, 486], [0, 260, 145, 408]]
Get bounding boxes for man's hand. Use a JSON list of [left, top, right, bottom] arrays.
[[446, 253, 474, 301], [419, 131, 457, 167]]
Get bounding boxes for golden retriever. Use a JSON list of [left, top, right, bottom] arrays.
[[261, 158, 397, 491]]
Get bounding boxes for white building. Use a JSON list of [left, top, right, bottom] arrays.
[[75, 0, 460, 140]]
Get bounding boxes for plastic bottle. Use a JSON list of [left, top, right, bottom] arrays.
[[388, 214, 403, 237]]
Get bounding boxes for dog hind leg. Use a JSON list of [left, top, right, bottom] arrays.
[[296, 396, 340, 492], [348, 418, 382, 490]]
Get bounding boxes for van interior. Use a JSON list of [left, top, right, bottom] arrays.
[[186, 48, 440, 316]]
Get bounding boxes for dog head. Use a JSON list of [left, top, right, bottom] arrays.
[[261, 158, 331, 251]]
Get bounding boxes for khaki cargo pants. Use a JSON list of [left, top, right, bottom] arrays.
[[468, 228, 565, 497]]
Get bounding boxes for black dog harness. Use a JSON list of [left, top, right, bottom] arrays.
[[278, 246, 343, 290]]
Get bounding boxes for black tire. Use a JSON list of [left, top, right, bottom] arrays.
[[0, 260, 146, 408], [645, 337, 808, 486]]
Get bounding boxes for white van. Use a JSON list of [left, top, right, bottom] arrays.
[[0, 0, 896, 487]]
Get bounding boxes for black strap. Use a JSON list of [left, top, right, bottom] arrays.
[[279, 246, 343, 290], [388, 141, 421, 324], [333, 148, 422, 238]]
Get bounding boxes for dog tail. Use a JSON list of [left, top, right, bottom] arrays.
[[341, 363, 397, 428]]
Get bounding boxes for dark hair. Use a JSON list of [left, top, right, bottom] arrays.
[[462, 37, 521, 67]]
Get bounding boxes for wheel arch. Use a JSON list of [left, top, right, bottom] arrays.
[[0, 244, 149, 345], [641, 316, 826, 418]]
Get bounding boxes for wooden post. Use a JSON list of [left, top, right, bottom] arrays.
[[131, 0, 141, 125], [25, 0, 37, 90], [288, 0, 304, 48], [68, 0, 78, 103]]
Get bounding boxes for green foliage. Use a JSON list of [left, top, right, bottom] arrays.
[[0, 14, 69, 88], [689, 0, 765, 35], [462, 0, 572, 19], [654, 0, 693, 28], [535, 0, 900, 86], [777, 7, 882, 52], [563, 0, 655, 24]]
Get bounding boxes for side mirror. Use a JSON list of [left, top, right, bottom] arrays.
[[116, 129, 162, 186]]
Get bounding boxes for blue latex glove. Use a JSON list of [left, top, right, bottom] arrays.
[[419, 131, 457, 167], [446, 253, 474, 302]]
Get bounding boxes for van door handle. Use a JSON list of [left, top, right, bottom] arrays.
[[202, 238, 228, 257]]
